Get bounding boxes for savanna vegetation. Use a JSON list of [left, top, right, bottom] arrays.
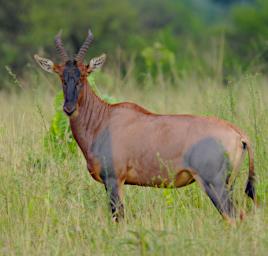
[[1, 0, 268, 255]]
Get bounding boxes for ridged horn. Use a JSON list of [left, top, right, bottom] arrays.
[[75, 29, 94, 62], [55, 30, 68, 62]]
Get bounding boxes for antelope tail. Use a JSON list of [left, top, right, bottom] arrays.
[[244, 141, 257, 206]]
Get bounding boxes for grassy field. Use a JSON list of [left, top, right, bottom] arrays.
[[0, 70, 268, 255]]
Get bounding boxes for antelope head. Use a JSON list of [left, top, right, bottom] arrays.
[[34, 30, 106, 116]]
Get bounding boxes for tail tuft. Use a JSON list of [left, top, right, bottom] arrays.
[[245, 176, 255, 201], [243, 140, 257, 206]]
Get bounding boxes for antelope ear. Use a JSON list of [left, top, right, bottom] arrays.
[[34, 54, 54, 73], [88, 54, 106, 72]]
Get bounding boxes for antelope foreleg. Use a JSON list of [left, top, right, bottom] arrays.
[[103, 176, 124, 222]]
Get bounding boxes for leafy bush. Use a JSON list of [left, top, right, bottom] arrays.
[[224, 0, 268, 71], [141, 42, 175, 77]]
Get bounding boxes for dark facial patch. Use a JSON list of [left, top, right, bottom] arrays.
[[184, 137, 230, 183], [62, 60, 81, 115]]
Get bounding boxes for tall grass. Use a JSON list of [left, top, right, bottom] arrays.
[[0, 69, 268, 255]]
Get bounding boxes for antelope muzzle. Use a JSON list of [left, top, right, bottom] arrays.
[[63, 101, 76, 116], [63, 80, 78, 116]]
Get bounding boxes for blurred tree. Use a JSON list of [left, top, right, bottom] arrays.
[[24, 0, 138, 60], [226, 0, 268, 69], [0, 0, 268, 88], [0, 0, 29, 81], [212, 0, 254, 5]]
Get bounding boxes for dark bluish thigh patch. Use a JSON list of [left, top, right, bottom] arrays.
[[184, 137, 230, 183], [91, 127, 115, 180], [184, 137, 236, 217]]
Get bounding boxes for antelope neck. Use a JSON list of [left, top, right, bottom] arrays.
[[69, 82, 110, 157]]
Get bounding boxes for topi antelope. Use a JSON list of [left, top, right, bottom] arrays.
[[34, 29, 257, 223]]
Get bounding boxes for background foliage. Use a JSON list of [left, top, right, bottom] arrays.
[[1, 0, 268, 88]]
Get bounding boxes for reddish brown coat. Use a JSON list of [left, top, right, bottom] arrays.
[[34, 30, 256, 223]]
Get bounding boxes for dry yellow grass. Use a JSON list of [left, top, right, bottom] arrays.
[[0, 71, 267, 255]]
